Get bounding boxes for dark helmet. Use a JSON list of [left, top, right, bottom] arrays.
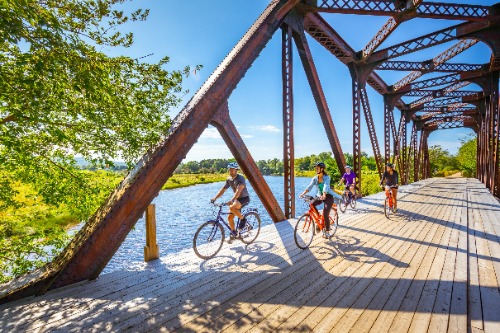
[[314, 161, 326, 168], [386, 163, 394, 168]]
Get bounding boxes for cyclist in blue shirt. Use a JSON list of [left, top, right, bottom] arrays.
[[299, 162, 341, 239], [339, 165, 356, 197]]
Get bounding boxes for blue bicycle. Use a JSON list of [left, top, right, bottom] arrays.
[[193, 202, 261, 259]]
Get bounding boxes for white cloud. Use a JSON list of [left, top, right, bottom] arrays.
[[241, 134, 254, 139], [184, 143, 231, 161], [200, 127, 221, 140], [251, 125, 281, 133]]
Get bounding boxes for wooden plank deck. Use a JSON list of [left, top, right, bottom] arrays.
[[0, 177, 499, 332]]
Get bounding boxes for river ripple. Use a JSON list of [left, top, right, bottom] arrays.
[[103, 176, 312, 274]]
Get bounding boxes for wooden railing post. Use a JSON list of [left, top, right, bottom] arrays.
[[144, 204, 159, 262]]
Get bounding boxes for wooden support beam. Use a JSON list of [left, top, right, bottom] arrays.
[[144, 204, 159, 262]]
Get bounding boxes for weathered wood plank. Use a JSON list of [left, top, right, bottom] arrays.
[[167, 205, 386, 333], [1, 178, 499, 333], [352, 183, 456, 333]]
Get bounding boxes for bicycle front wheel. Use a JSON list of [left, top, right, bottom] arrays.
[[384, 197, 390, 218], [294, 214, 314, 249], [193, 221, 224, 259], [240, 211, 261, 245], [350, 195, 357, 209], [329, 206, 339, 237]]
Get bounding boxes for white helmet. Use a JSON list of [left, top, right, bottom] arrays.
[[227, 162, 239, 170]]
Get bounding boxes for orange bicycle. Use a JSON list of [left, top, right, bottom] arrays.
[[294, 195, 339, 249], [383, 185, 397, 218]]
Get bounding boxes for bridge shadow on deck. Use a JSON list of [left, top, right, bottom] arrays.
[[1, 178, 499, 332]]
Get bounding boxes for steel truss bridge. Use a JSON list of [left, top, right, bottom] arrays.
[[1, 0, 499, 303]]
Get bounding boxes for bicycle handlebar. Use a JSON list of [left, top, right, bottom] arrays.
[[210, 201, 229, 207], [300, 195, 315, 202]]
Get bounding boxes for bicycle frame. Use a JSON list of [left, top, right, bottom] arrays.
[[383, 186, 397, 207], [212, 204, 233, 233], [302, 198, 329, 231]]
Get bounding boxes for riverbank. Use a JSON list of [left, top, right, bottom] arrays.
[[162, 173, 227, 190]]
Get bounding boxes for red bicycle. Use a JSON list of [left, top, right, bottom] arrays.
[[294, 195, 339, 249]]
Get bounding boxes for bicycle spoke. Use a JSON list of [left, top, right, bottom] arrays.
[[294, 214, 314, 249], [193, 221, 224, 259]]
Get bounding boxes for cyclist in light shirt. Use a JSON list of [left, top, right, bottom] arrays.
[[299, 162, 341, 239]]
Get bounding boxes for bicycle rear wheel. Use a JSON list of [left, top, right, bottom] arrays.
[[294, 214, 314, 249], [339, 194, 348, 213], [328, 206, 339, 237], [193, 221, 224, 259], [240, 211, 261, 244]]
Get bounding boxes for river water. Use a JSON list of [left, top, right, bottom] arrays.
[[102, 176, 314, 274]]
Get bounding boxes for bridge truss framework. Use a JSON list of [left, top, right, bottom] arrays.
[[1, 0, 499, 303]]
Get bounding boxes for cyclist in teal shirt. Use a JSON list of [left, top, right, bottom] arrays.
[[299, 162, 341, 238]]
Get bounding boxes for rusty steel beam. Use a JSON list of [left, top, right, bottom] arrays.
[[401, 120, 408, 184], [0, 0, 299, 304], [293, 25, 346, 175], [423, 131, 430, 179], [361, 0, 425, 59], [352, 78, 362, 194], [393, 39, 479, 91], [410, 97, 465, 110], [419, 106, 477, 113], [393, 113, 405, 175], [360, 87, 383, 177], [384, 96, 392, 164], [406, 89, 479, 98], [368, 21, 489, 65], [282, 24, 295, 219], [490, 71, 500, 196], [396, 73, 462, 92], [302, 12, 354, 64], [410, 121, 418, 182], [408, 82, 477, 108], [211, 103, 286, 221], [362, 17, 400, 59], [302, 12, 391, 96], [377, 61, 484, 72], [307, 1, 491, 21]]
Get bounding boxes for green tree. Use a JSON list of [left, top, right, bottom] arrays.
[[1, 0, 199, 280], [457, 136, 477, 177]]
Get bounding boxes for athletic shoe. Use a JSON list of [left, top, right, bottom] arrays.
[[226, 231, 238, 244], [323, 231, 330, 239], [238, 218, 247, 230]]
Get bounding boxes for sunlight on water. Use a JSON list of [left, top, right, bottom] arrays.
[[103, 176, 312, 274]]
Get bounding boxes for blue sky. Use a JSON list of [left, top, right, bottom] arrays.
[[107, 0, 494, 161]]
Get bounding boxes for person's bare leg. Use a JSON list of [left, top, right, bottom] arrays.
[[392, 188, 398, 210], [349, 185, 355, 196], [229, 201, 243, 231]]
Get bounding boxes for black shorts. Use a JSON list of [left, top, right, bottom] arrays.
[[237, 196, 250, 207]]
